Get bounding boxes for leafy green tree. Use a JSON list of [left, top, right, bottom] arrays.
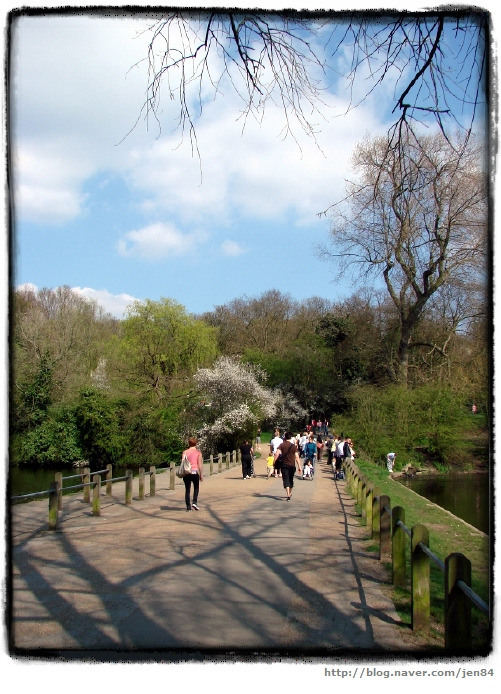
[[109, 298, 218, 401], [74, 388, 124, 468], [118, 400, 185, 466], [14, 351, 54, 430]]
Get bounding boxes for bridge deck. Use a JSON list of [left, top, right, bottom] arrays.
[[9, 450, 429, 658]]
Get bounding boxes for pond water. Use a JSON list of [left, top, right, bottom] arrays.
[[398, 472, 491, 535], [8, 464, 151, 502]]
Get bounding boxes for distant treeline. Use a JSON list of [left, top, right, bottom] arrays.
[[10, 285, 488, 470]]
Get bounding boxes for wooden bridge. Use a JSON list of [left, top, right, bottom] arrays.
[[9, 452, 485, 658]]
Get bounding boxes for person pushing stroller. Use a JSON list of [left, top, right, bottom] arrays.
[[302, 435, 317, 478]]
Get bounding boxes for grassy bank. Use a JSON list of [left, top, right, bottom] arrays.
[[350, 457, 491, 651]]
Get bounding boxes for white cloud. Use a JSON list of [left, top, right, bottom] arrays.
[[221, 240, 246, 257], [11, 15, 154, 225], [16, 282, 38, 294], [117, 222, 206, 260], [12, 13, 393, 232], [72, 287, 137, 318]]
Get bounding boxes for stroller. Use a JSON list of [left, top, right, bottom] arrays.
[[302, 441, 316, 480], [302, 459, 314, 480]]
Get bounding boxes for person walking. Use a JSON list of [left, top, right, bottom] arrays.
[[182, 437, 204, 511], [274, 432, 302, 501], [240, 439, 254, 479], [316, 435, 324, 462], [332, 434, 342, 473], [270, 429, 283, 477], [326, 436, 333, 466], [303, 434, 317, 475]]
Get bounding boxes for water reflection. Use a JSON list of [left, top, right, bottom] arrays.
[[398, 472, 490, 535]]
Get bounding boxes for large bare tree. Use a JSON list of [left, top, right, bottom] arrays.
[[320, 129, 487, 384], [135, 10, 488, 152]]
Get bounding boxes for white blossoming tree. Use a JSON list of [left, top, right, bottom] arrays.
[[269, 389, 308, 434], [191, 356, 277, 455]]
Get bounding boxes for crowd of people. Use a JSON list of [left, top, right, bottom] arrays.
[[179, 426, 357, 510], [260, 427, 356, 501]]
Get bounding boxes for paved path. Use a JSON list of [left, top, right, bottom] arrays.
[[10, 449, 429, 657]]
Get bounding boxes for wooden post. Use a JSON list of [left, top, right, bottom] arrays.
[[380, 495, 391, 560], [106, 464, 112, 496], [48, 481, 59, 531], [92, 474, 101, 516], [218, 453, 223, 473], [210, 454, 214, 476], [445, 553, 472, 651], [125, 469, 133, 505], [411, 524, 430, 632], [392, 506, 406, 587], [346, 460, 353, 489], [361, 477, 367, 521], [169, 462, 176, 490], [55, 472, 63, 510], [150, 466, 156, 497], [83, 467, 91, 503], [226, 451, 230, 469], [138, 467, 145, 500], [354, 469, 361, 499], [372, 495, 380, 544], [366, 483, 374, 531], [349, 468, 356, 496]]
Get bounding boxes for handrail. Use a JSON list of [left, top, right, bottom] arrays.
[[392, 509, 446, 572], [343, 457, 491, 648], [56, 467, 110, 483], [61, 475, 129, 493], [395, 518, 411, 538], [11, 489, 53, 500], [10, 450, 238, 502], [457, 580, 489, 615]]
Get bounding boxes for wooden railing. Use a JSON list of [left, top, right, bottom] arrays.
[[342, 458, 490, 651], [11, 449, 242, 530]]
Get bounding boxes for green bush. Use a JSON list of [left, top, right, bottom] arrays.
[[74, 388, 124, 467], [341, 383, 486, 470], [17, 411, 82, 467]]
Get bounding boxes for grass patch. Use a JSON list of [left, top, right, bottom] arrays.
[[260, 431, 272, 444]]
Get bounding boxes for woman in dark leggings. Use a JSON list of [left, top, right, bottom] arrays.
[[182, 437, 204, 511], [240, 439, 254, 479], [274, 432, 302, 501]]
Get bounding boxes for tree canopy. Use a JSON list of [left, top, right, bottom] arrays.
[[321, 130, 487, 383]]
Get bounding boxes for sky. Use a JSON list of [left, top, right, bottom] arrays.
[[8, 3, 489, 320]]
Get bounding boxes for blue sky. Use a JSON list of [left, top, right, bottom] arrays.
[[9, 5, 488, 321]]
